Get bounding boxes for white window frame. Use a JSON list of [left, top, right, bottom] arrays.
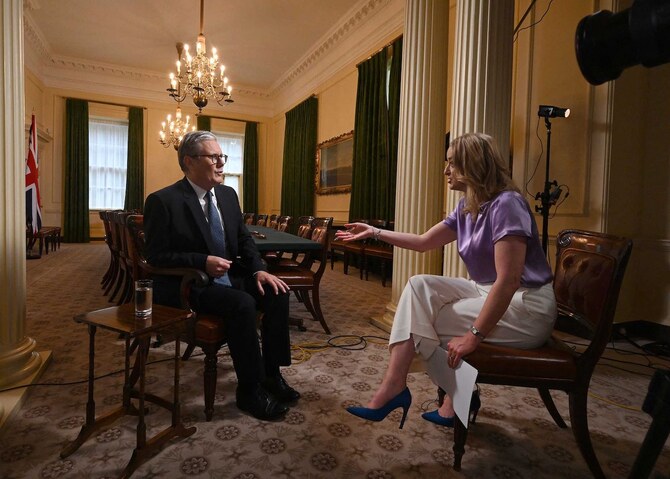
[[212, 130, 245, 202], [88, 116, 129, 210]]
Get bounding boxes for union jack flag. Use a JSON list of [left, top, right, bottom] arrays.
[[26, 114, 42, 235]]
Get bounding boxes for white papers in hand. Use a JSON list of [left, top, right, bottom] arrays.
[[426, 347, 479, 428]]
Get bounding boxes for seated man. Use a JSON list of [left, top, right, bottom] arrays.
[[144, 130, 299, 421]]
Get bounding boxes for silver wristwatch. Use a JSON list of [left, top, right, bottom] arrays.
[[470, 325, 486, 340]]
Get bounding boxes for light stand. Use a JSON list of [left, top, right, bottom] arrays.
[[535, 105, 570, 254]]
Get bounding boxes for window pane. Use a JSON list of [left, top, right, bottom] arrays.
[[89, 119, 128, 209], [223, 175, 239, 192], [212, 131, 245, 196]]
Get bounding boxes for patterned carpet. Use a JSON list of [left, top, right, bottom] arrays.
[[1, 243, 669, 478]]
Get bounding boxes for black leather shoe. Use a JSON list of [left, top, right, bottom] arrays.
[[263, 375, 301, 404], [236, 385, 288, 421]]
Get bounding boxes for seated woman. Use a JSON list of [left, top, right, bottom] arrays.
[[336, 132, 556, 428]]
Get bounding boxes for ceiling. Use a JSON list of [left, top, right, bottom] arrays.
[[26, 0, 363, 93]]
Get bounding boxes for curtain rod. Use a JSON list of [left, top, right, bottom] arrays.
[[86, 99, 146, 110], [355, 34, 403, 68], [199, 114, 251, 124]]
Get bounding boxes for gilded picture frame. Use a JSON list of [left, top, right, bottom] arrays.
[[315, 130, 354, 195]]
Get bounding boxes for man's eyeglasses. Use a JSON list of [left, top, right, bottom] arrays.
[[194, 153, 228, 165]]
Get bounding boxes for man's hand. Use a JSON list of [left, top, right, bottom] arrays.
[[446, 333, 481, 369], [205, 255, 232, 278], [254, 270, 289, 295]]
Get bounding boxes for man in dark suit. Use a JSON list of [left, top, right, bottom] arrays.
[[144, 130, 299, 421]]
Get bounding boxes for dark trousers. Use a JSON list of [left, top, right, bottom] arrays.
[[192, 277, 291, 388]]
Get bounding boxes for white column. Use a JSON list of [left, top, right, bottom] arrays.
[[372, 0, 449, 332], [0, 0, 42, 389], [444, 0, 515, 277]]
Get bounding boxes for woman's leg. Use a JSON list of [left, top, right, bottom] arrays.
[[367, 339, 415, 408], [368, 275, 480, 409]]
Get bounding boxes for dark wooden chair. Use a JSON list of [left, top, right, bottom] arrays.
[[268, 214, 279, 229], [268, 217, 333, 334], [109, 211, 135, 305], [272, 215, 314, 267], [276, 215, 291, 232], [446, 229, 633, 478], [363, 220, 394, 287], [125, 214, 228, 422], [256, 214, 268, 226], [330, 219, 369, 279], [262, 216, 292, 264], [99, 210, 118, 294], [243, 213, 255, 225]]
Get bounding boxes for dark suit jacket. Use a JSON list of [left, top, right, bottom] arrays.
[[144, 177, 266, 304]]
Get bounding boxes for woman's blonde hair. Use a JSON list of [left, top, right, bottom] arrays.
[[449, 132, 519, 219]]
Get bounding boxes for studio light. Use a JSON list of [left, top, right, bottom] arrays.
[[538, 105, 571, 118]]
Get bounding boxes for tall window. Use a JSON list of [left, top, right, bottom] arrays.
[[89, 117, 128, 209], [213, 131, 244, 197]]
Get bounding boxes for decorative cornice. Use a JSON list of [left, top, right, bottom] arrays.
[[23, 11, 50, 62], [270, 0, 391, 96]]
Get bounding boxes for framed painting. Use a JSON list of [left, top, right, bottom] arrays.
[[315, 130, 354, 195]]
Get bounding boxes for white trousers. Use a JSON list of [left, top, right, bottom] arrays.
[[389, 275, 557, 362]]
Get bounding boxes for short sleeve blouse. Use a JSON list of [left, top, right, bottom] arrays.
[[443, 190, 552, 287]]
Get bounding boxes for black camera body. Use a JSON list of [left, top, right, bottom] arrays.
[[575, 0, 670, 85]]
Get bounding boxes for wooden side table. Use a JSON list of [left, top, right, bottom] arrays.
[[60, 304, 197, 479]]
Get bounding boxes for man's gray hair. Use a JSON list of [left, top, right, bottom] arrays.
[[178, 130, 218, 171]]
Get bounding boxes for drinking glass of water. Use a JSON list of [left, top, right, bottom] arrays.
[[134, 279, 153, 317]]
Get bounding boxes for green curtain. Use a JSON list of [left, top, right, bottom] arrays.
[[243, 122, 259, 213], [124, 107, 144, 211], [280, 96, 318, 231], [386, 37, 403, 220], [349, 50, 390, 221], [197, 115, 211, 131], [63, 98, 90, 243], [349, 40, 403, 222]]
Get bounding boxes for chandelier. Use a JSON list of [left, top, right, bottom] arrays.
[[167, 0, 233, 113], [159, 106, 195, 150]]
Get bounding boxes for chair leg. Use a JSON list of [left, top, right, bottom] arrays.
[[104, 258, 119, 296], [538, 388, 567, 428], [109, 268, 125, 303], [182, 343, 196, 361], [381, 261, 387, 287], [452, 416, 469, 471], [569, 390, 606, 479], [330, 248, 335, 270], [202, 344, 219, 422], [343, 252, 350, 275], [301, 288, 330, 335]]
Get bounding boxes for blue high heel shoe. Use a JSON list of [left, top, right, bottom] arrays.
[[421, 390, 481, 427], [346, 387, 412, 429]]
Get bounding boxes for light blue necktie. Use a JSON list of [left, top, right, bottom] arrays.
[[206, 191, 232, 287]]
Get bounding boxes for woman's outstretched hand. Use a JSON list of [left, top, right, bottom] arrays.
[[335, 222, 373, 241]]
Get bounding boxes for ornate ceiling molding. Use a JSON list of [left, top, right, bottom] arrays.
[[270, 0, 392, 96]]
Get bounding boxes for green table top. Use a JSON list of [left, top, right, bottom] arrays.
[[249, 225, 321, 252]]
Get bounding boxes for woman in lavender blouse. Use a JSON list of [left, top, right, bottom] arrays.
[[338, 133, 557, 428]]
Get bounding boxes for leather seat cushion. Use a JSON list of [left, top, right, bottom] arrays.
[[465, 336, 578, 380], [270, 267, 315, 287]]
